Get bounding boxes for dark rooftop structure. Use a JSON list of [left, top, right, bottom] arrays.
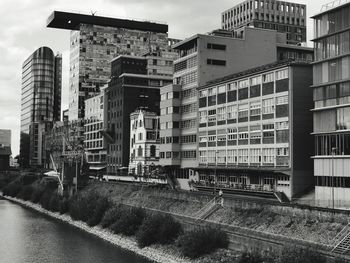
[[47, 11, 168, 33]]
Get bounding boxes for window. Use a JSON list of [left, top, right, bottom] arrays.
[[217, 107, 226, 123], [207, 43, 226, 50], [238, 103, 249, 122], [207, 59, 226, 66], [262, 98, 274, 115], [250, 76, 261, 86], [263, 148, 274, 164], [227, 105, 237, 122], [263, 72, 274, 83], [276, 69, 288, 80]]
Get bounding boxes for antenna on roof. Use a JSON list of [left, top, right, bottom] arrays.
[[91, 11, 97, 16]]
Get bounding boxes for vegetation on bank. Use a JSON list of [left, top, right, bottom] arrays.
[[2, 176, 349, 262]]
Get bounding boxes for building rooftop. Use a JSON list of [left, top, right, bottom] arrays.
[[312, 0, 350, 17], [47, 11, 168, 33], [200, 60, 310, 89]]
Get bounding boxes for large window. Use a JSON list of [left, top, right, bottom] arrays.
[[337, 107, 350, 130], [315, 133, 350, 156]]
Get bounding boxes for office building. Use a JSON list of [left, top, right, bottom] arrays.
[[129, 110, 160, 175], [20, 46, 62, 167], [0, 129, 11, 147], [159, 27, 313, 189], [104, 54, 173, 174], [84, 85, 107, 173], [311, 1, 350, 207], [47, 11, 171, 120], [222, 0, 307, 45], [194, 61, 313, 199]]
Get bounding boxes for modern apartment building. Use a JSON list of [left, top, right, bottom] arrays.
[[20, 46, 62, 167], [0, 129, 11, 147], [47, 11, 171, 120], [311, 1, 350, 207], [129, 110, 160, 175], [104, 55, 173, 174], [194, 61, 313, 199], [159, 27, 313, 189], [84, 85, 107, 172], [222, 0, 306, 45]]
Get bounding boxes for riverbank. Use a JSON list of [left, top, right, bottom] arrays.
[[2, 195, 192, 263]]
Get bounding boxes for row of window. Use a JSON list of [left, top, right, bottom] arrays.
[[159, 150, 196, 159], [160, 91, 180, 101], [199, 96, 289, 125], [314, 133, 350, 156], [199, 147, 289, 166], [85, 122, 103, 132], [160, 135, 197, 144], [174, 56, 197, 73], [315, 176, 350, 188], [313, 81, 350, 109], [174, 71, 198, 86], [85, 140, 103, 149], [313, 57, 350, 85]]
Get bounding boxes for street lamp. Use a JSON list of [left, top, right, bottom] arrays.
[[331, 147, 337, 213], [214, 150, 218, 196]]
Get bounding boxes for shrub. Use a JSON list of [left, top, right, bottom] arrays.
[[87, 196, 111, 227], [2, 182, 22, 197], [111, 207, 145, 236], [58, 197, 69, 214], [48, 192, 61, 212], [177, 227, 229, 259], [17, 185, 34, 201], [277, 246, 326, 263], [237, 251, 264, 263], [40, 190, 54, 210], [136, 213, 182, 248], [101, 206, 124, 228], [30, 187, 45, 203]]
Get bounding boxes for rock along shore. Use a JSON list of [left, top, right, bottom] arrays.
[[2, 195, 191, 263]]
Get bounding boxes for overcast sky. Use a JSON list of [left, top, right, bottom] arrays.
[[0, 0, 322, 156]]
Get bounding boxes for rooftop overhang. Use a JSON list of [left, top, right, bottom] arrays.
[[47, 11, 168, 33], [172, 34, 199, 50]]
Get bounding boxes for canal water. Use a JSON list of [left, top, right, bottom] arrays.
[[0, 199, 151, 263]]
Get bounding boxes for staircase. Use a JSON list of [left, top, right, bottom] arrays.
[[195, 197, 222, 221], [274, 192, 290, 203], [331, 223, 350, 254]]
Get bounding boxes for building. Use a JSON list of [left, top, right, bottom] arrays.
[[84, 85, 107, 174], [0, 129, 11, 147], [159, 27, 313, 189], [311, 1, 350, 208], [104, 54, 173, 174], [20, 47, 62, 167], [0, 146, 11, 171], [129, 110, 160, 176], [47, 11, 171, 120], [194, 61, 313, 199], [221, 0, 307, 45]]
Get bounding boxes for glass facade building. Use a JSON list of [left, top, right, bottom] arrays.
[[20, 47, 62, 167], [312, 2, 350, 207]]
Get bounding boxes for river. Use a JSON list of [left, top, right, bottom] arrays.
[[0, 199, 151, 263]]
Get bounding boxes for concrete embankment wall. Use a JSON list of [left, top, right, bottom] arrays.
[[88, 182, 350, 261]]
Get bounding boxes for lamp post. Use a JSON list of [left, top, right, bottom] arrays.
[[331, 147, 337, 213], [214, 150, 218, 197]]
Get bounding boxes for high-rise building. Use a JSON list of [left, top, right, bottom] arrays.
[[194, 61, 313, 199], [0, 129, 11, 147], [47, 11, 171, 120], [311, 1, 350, 207], [221, 0, 307, 45], [129, 110, 160, 176], [104, 54, 173, 174], [159, 27, 313, 189], [20, 47, 62, 167]]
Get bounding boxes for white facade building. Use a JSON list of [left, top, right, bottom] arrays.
[[129, 110, 160, 176]]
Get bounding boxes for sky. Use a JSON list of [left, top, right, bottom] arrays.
[[0, 0, 322, 156]]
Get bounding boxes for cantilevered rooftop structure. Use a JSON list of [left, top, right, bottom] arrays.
[[46, 11, 171, 120]]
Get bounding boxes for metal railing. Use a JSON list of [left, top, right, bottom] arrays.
[[321, 0, 350, 12]]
